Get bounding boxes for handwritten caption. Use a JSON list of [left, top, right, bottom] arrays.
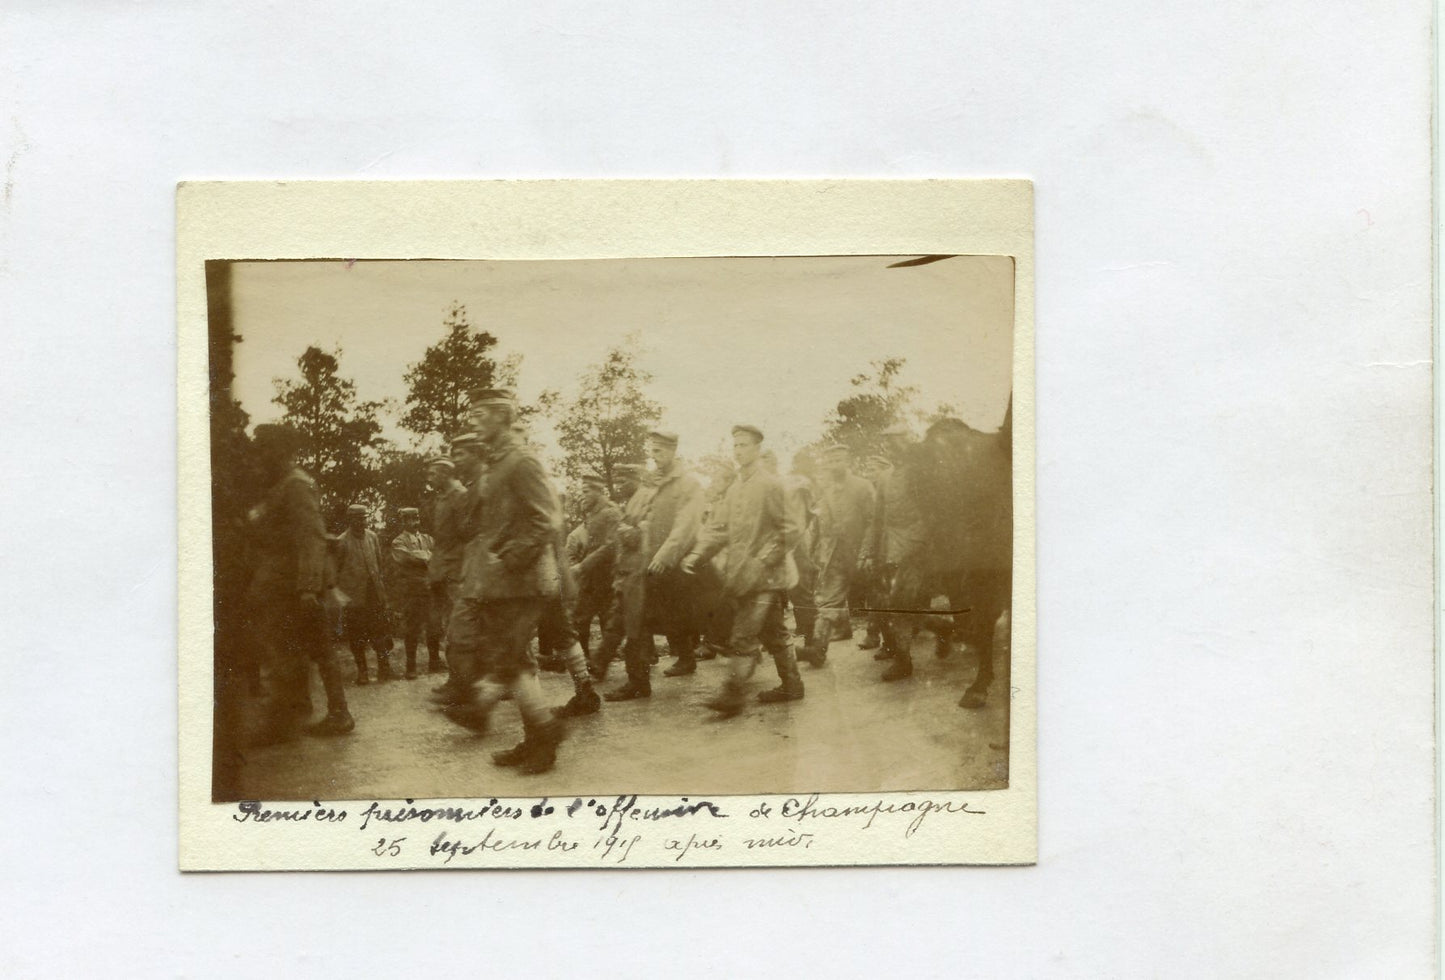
[[229, 793, 986, 865]]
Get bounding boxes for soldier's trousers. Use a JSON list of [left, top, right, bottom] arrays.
[[571, 583, 610, 656], [258, 598, 348, 732], [428, 580, 456, 652], [725, 589, 800, 692], [398, 588, 436, 659], [879, 559, 930, 661], [788, 548, 818, 644]]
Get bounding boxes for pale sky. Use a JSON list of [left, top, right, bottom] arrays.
[[227, 255, 1013, 467]]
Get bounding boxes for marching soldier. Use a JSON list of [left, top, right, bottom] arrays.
[[590, 463, 651, 680], [246, 424, 353, 742], [440, 389, 567, 775], [798, 443, 876, 667], [389, 507, 434, 680], [430, 430, 489, 704], [424, 454, 467, 675], [683, 424, 803, 716], [858, 422, 928, 681], [571, 473, 621, 658], [336, 502, 398, 684], [620, 429, 703, 691]]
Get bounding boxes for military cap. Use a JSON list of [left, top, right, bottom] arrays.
[[731, 424, 764, 443], [450, 431, 485, 451], [581, 473, 607, 488], [346, 503, 367, 515], [398, 507, 420, 518], [646, 429, 679, 447], [467, 387, 516, 408], [425, 454, 455, 470]]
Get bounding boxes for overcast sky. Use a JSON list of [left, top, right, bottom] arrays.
[[227, 254, 1013, 466]]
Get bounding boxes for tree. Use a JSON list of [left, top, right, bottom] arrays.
[[272, 345, 384, 519], [548, 335, 661, 500], [399, 302, 505, 441], [818, 357, 920, 460]]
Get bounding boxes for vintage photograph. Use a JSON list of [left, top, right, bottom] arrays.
[[207, 253, 1016, 804]]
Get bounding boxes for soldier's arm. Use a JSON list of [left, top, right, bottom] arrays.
[[764, 480, 799, 567], [652, 476, 704, 569], [495, 457, 556, 571], [578, 506, 620, 575]]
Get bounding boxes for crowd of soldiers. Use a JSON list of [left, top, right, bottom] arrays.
[[240, 386, 1011, 777]]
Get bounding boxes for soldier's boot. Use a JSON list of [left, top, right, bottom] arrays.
[[518, 719, 565, 775], [426, 641, 445, 674], [404, 640, 419, 680], [758, 645, 805, 703], [442, 699, 493, 734], [704, 676, 749, 717], [588, 636, 619, 681], [858, 629, 882, 651], [606, 639, 652, 699], [882, 652, 914, 681], [663, 636, 697, 677], [695, 640, 721, 661], [604, 682, 650, 701], [376, 650, 397, 682], [352, 649, 370, 685], [305, 710, 355, 736], [554, 685, 601, 718], [798, 616, 832, 667]]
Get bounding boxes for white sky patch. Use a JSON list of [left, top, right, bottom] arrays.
[[227, 255, 1013, 466]]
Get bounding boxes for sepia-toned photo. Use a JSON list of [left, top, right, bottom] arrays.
[[179, 180, 1035, 869]]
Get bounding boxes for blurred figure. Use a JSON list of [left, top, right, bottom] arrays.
[[441, 389, 567, 775], [590, 463, 651, 681], [624, 429, 703, 690], [430, 431, 489, 704], [389, 507, 434, 680], [424, 454, 467, 675], [336, 503, 397, 684], [797, 443, 875, 667], [570, 473, 621, 659], [245, 424, 353, 742], [916, 417, 1012, 709], [684, 424, 803, 716], [858, 422, 927, 681]]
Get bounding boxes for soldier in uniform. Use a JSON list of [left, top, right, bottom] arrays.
[[683, 424, 803, 716], [440, 389, 567, 775], [389, 507, 434, 680], [336, 502, 398, 684], [589, 463, 650, 681], [570, 473, 621, 658], [245, 424, 353, 742], [798, 443, 876, 667], [430, 430, 489, 704], [858, 422, 928, 681], [765, 449, 819, 656], [621, 429, 704, 691], [424, 454, 467, 675]]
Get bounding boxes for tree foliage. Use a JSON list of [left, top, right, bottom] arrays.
[[818, 357, 920, 460], [272, 345, 384, 521], [399, 303, 505, 441], [547, 335, 661, 500]]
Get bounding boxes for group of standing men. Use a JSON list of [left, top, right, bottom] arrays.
[[241, 384, 1011, 778]]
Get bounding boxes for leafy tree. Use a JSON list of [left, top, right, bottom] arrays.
[[399, 302, 505, 441], [818, 357, 920, 460], [272, 345, 384, 520], [547, 335, 661, 501]]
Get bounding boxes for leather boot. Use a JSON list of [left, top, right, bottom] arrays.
[[441, 700, 492, 734], [427, 652, 445, 674], [352, 650, 369, 685], [554, 684, 602, 718], [797, 634, 829, 667], [704, 677, 748, 718], [404, 642, 418, 679], [858, 630, 881, 650], [305, 710, 355, 736], [376, 652, 397, 682], [519, 720, 564, 775], [318, 652, 350, 718], [882, 654, 914, 681], [604, 682, 650, 701], [664, 637, 697, 676], [759, 645, 804, 702]]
